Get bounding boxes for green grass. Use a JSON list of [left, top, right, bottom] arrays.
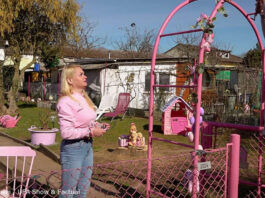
[[0, 103, 263, 196], [1, 103, 60, 140], [0, 103, 191, 158]]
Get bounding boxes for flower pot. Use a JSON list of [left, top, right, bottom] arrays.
[[28, 126, 59, 145]]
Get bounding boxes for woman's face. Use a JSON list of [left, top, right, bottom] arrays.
[[67, 67, 87, 90]]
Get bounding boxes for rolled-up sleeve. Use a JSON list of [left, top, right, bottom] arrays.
[[57, 100, 91, 140]]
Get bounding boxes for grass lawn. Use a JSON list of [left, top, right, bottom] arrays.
[[0, 103, 263, 196], [0, 102, 193, 164]]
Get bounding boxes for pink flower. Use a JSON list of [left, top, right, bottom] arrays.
[[196, 16, 202, 22], [201, 13, 208, 19]]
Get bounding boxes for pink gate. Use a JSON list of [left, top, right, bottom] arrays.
[[202, 122, 265, 198], [147, 0, 265, 197], [148, 134, 240, 198], [0, 136, 239, 198]]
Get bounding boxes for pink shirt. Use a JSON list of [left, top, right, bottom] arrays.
[[57, 92, 96, 140]]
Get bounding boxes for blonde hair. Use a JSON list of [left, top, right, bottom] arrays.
[[60, 64, 96, 110]]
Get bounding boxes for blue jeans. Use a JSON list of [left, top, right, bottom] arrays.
[[60, 138, 93, 198]]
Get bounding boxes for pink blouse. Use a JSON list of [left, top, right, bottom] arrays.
[[57, 92, 96, 140]]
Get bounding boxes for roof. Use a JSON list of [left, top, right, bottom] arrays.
[[60, 57, 191, 70], [164, 43, 243, 64], [161, 96, 193, 112]]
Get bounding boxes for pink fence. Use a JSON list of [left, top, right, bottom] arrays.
[[0, 143, 238, 198], [201, 122, 265, 197], [149, 148, 229, 198]]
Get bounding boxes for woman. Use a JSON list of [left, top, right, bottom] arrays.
[[57, 64, 109, 198]]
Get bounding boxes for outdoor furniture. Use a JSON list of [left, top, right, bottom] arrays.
[[102, 93, 130, 122], [0, 146, 36, 198], [96, 94, 116, 120]]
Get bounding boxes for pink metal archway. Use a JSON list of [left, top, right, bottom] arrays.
[[147, 0, 265, 197]]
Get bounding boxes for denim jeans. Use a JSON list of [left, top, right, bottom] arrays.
[[60, 138, 93, 198]]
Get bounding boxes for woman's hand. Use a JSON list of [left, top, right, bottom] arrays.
[[90, 127, 106, 137], [100, 123, 110, 131]]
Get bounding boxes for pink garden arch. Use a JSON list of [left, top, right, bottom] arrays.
[[147, 0, 265, 197]]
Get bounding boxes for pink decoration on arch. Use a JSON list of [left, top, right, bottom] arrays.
[[196, 13, 209, 22], [201, 33, 214, 52]]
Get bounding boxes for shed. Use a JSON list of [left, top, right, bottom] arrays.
[[161, 96, 193, 135]]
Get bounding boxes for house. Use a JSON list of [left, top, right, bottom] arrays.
[[164, 43, 244, 111], [2, 54, 40, 94], [21, 57, 192, 110], [74, 57, 191, 110]]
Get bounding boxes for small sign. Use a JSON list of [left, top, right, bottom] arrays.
[[198, 161, 211, 171]]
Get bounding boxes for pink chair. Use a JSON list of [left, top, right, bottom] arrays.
[[102, 93, 131, 122], [0, 146, 36, 198]]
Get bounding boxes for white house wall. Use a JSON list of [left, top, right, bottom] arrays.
[[100, 64, 177, 110], [4, 55, 36, 70], [100, 68, 120, 107]]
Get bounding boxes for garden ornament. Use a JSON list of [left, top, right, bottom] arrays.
[[186, 107, 204, 144], [127, 123, 146, 148], [128, 123, 138, 146], [184, 169, 200, 193], [201, 33, 214, 52]]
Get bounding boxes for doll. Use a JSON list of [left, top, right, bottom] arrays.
[[128, 123, 138, 146], [136, 132, 145, 147]]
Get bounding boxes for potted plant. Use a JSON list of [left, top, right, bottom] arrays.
[[28, 109, 58, 145]]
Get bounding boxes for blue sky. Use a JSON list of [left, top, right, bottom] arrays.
[[78, 0, 264, 56]]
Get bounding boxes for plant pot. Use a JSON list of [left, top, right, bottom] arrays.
[[28, 126, 59, 145]]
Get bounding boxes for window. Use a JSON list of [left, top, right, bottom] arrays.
[[219, 52, 230, 59], [159, 73, 170, 91], [145, 72, 151, 91], [202, 71, 213, 88], [145, 72, 170, 92], [145, 72, 156, 92]]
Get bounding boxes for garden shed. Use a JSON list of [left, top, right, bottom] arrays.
[[161, 96, 193, 135]]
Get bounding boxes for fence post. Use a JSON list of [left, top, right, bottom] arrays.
[[201, 122, 213, 149], [228, 134, 240, 198]]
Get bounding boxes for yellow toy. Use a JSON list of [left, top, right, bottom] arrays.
[[128, 123, 146, 148], [128, 123, 137, 146], [136, 132, 145, 146]]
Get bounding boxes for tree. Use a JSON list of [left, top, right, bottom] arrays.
[[67, 18, 106, 58], [243, 43, 261, 68], [114, 25, 155, 58], [0, 0, 81, 114]]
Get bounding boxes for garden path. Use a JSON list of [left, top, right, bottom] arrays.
[[0, 133, 114, 197], [0, 133, 61, 174]]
